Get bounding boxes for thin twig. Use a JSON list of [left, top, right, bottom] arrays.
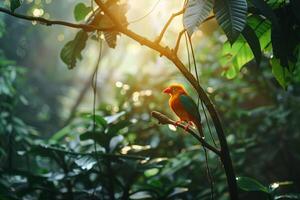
[[174, 29, 187, 54], [184, 32, 191, 72], [202, 15, 215, 24], [151, 111, 221, 156], [155, 8, 185, 44]]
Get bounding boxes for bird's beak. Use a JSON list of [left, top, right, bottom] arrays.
[[163, 87, 171, 94]]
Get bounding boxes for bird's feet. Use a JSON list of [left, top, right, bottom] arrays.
[[184, 121, 193, 131], [174, 120, 183, 127]]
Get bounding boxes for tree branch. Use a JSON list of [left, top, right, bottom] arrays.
[[174, 29, 186, 54], [0, 7, 115, 32], [151, 111, 221, 156], [155, 9, 185, 44]]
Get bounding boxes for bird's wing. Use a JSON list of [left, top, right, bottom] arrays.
[[179, 94, 201, 123]]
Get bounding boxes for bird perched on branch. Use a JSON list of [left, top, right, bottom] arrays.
[[163, 83, 204, 138]]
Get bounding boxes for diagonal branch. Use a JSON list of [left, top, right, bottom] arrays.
[[0, 7, 115, 32], [151, 111, 221, 156]]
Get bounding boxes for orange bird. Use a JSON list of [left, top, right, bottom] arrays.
[[163, 84, 204, 138]]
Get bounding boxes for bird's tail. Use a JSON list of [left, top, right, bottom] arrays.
[[193, 119, 204, 138]]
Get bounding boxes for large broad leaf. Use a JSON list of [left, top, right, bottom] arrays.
[[214, 0, 248, 43], [250, 0, 292, 69], [236, 176, 269, 193], [241, 24, 261, 65], [10, 0, 21, 12], [271, 6, 299, 69], [60, 30, 88, 69], [271, 58, 290, 89], [183, 0, 214, 36], [74, 3, 92, 22], [221, 16, 271, 78]]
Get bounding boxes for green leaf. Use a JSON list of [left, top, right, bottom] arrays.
[[106, 120, 131, 135], [144, 168, 159, 177], [109, 135, 124, 152], [167, 187, 189, 198], [82, 113, 108, 127], [271, 33, 288, 67], [183, 0, 214, 36], [223, 65, 238, 79], [130, 191, 153, 200], [241, 24, 261, 65], [49, 125, 72, 142], [104, 111, 126, 124], [74, 3, 92, 22], [271, 58, 289, 89], [60, 30, 88, 69], [266, 0, 285, 9], [221, 16, 271, 78], [214, 0, 247, 43], [10, 0, 21, 12], [236, 176, 269, 193], [75, 155, 97, 170], [79, 131, 108, 146], [274, 194, 300, 199]]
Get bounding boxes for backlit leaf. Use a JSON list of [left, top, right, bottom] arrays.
[[183, 0, 214, 36], [74, 3, 92, 22], [237, 176, 269, 193], [214, 0, 247, 43]]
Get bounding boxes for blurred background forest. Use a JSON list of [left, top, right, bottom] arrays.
[[0, 0, 300, 199]]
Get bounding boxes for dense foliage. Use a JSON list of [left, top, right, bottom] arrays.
[[0, 0, 300, 200]]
